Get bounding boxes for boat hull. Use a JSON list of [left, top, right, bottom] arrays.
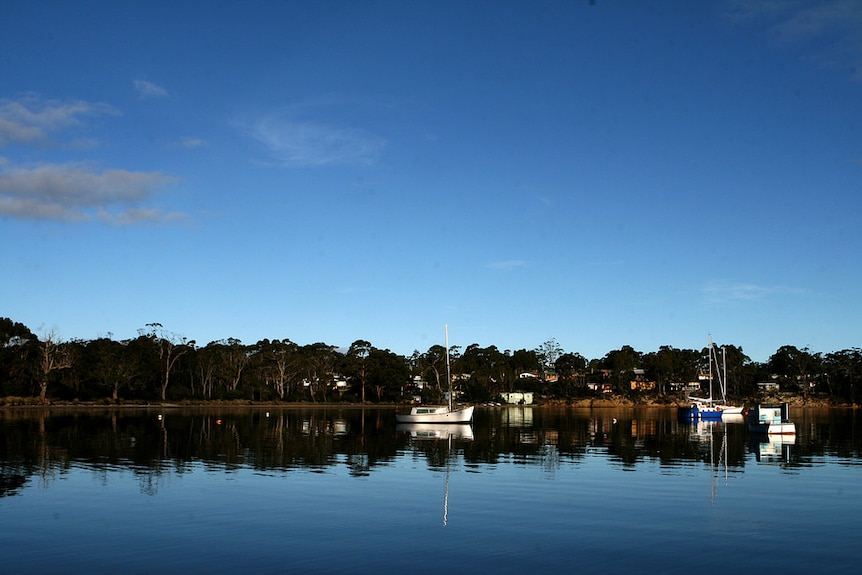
[[678, 403, 723, 420], [395, 405, 474, 424], [747, 403, 796, 435], [749, 421, 797, 435]]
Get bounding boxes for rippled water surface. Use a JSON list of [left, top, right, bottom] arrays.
[[1, 406, 860, 574]]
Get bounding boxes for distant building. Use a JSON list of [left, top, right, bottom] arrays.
[[758, 381, 780, 392], [669, 381, 701, 392], [501, 392, 534, 405], [630, 368, 655, 391], [630, 380, 656, 391], [588, 383, 614, 393]]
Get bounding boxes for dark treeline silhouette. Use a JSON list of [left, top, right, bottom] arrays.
[[1, 317, 860, 404]]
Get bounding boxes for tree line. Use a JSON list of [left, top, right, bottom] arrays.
[[1, 317, 860, 404]]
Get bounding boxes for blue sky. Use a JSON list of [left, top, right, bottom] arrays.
[[1, 1, 860, 362]]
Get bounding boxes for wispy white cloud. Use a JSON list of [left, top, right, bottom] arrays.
[[485, 259, 528, 270], [133, 80, 168, 99], [0, 163, 183, 224], [97, 207, 187, 226], [0, 94, 186, 224], [251, 117, 385, 167], [243, 100, 385, 168], [0, 94, 118, 147], [700, 279, 803, 303], [727, 0, 862, 80], [175, 137, 207, 149]]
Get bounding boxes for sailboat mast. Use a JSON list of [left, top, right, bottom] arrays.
[[708, 334, 714, 403], [445, 324, 452, 411]]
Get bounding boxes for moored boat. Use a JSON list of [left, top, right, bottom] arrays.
[[678, 398, 724, 420], [748, 403, 796, 435], [395, 404, 475, 424], [717, 404, 744, 415], [395, 325, 474, 425], [678, 334, 743, 420], [713, 339, 743, 416]]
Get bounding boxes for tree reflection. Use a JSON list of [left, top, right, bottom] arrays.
[[1, 407, 860, 496]]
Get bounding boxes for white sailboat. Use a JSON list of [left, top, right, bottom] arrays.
[[713, 339, 743, 416], [395, 325, 474, 424], [679, 335, 723, 420], [679, 335, 743, 419]]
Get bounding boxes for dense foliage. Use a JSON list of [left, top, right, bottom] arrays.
[[1, 317, 859, 404]]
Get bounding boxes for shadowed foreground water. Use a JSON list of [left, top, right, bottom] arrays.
[[1, 406, 860, 574]]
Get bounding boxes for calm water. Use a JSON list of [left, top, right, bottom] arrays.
[[1, 406, 860, 574]]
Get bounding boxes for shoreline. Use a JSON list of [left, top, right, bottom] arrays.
[[1, 395, 856, 409]]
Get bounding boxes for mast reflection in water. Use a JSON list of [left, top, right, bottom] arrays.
[[1, 406, 860, 574]]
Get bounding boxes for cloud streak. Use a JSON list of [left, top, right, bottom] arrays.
[[0, 94, 185, 224], [0, 95, 118, 147], [728, 0, 862, 80], [485, 259, 528, 270], [176, 137, 207, 149], [133, 80, 169, 99], [0, 163, 182, 223], [700, 279, 803, 303], [244, 101, 385, 168]]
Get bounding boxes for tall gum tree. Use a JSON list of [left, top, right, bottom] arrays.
[[140, 323, 194, 401], [38, 330, 72, 401], [345, 340, 372, 403]]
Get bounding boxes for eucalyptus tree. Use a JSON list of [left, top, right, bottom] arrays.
[[366, 347, 410, 402], [408, 349, 424, 378], [823, 348, 862, 403], [643, 346, 699, 396], [642, 347, 672, 396], [343, 340, 372, 403], [253, 339, 302, 400], [193, 338, 249, 397], [601, 345, 643, 395], [0, 318, 37, 397], [768, 345, 821, 397], [459, 344, 511, 401], [36, 330, 73, 401], [196, 343, 220, 398], [535, 338, 563, 376], [421, 344, 448, 392], [218, 337, 249, 393], [0, 317, 35, 348], [60, 339, 94, 399], [712, 344, 752, 398], [82, 338, 123, 400], [555, 352, 588, 397], [510, 348, 540, 376], [139, 323, 194, 401], [300, 342, 339, 402], [488, 347, 516, 396]]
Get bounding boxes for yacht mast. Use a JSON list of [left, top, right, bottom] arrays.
[[708, 334, 714, 403], [445, 324, 452, 411]]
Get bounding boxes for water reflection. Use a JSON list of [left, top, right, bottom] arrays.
[[750, 434, 796, 465], [396, 423, 475, 441], [1, 406, 860, 497]]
